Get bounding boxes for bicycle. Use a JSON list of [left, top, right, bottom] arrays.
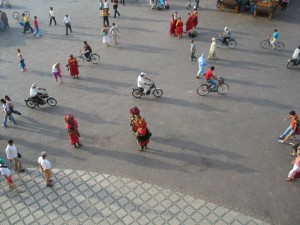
[[13, 11, 30, 22], [197, 76, 229, 96], [216, 35, 237, 49], [76, 52, 100, 66], [260, 36, 284, 51]]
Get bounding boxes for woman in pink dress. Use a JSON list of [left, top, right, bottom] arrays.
[[65, 114, 81, 148]]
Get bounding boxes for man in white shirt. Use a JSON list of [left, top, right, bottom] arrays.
[[63, 14, 72, 35], [39, 151, 53, 187], [6, 140, 25, 172], [1, 98, 16, 127], [137, 72, 152, 94], [292, 46, 300, 64], [30, 83, 46, 106]]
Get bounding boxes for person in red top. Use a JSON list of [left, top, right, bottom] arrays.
[[205, 66, 218, 91], [67, 55, 79, 79], [169, 14, 176, 36], [175, 17, 183, 39], [192, 8, 198, 28], [185, 12, 194, 32], [33, 16, 42, 37]]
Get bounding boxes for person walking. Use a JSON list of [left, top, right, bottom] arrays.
[[196, 54, 208, 78], [0, 10, 9, 29], [65, 114, 82, 148], [52, 62, 63, 85], [33, 16, 42, 37], [281, 0, 289, 10], [208, 38, 217, 60], [101, 25, 110, 47], [49, 7, 57, 26], [278, 111, 298, 140], [5, 140, 25, 172], [169, 14, 176, 36], [110, 22, 120, 45], [186, 0, 193, 10], [175, 17, 183, 39], [102, 8, 109, 27], [5, 95, 22, 117], [286, 150, 300, 181], [190, 39, 196, 61], [38, 151, 53, 187], [67, 55, 79, 79], [22, 13, 34, 33], [64, 14, 72, 35], [113, 0, 120, 18], [1, 98, 16, 128], [17, 48, 26, 72], [0, 158, 16, 189]]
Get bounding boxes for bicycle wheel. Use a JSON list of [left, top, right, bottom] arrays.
[[275, 42, 284, 51], [90, 54, 100, 64], [47, 98, 57, 106], [217, 83, 229, 95], [227, 40, 237, 49], [152, 89, 163, 97], [260, 40, 270, 49], [23, 11, 30, 17], [132, 89, 142, 98], [13, 12, 19, 19], [197, 84, 209, 96], [216, 39, 223, 48], [76, 57, 84, 66]]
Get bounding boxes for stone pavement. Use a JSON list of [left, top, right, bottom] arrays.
[[0, 168, 269, 225]]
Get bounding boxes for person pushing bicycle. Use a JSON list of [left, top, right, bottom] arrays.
[[80, 41, 92, 61]]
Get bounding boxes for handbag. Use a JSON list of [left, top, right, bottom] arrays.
[[17, 153, 22, 158]]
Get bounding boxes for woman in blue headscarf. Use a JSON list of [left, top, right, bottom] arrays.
[[196, 53, 208, 78]]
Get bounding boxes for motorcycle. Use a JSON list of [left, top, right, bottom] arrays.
[[287, 58, 299, 69], [132, 82, 163, 98], [25, 91, 57, 108]]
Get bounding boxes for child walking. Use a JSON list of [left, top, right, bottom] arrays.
[[17, 49, 26, 72]]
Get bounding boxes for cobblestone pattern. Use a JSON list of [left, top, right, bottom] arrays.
[[0, 169, 269, 225]]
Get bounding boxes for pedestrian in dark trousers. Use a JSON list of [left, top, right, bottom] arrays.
[[113, 0, 120, 18], [190, 40, 197, 61], [195, 0, 199, 9], [49, 7, 57, 26], [120, 0, 125, 5], [281, 0, 289, 10], [4, 96, 22, 116], [63, 14, 72, 35], [102, 9, 109, 27], [22, 13, 33, 33]]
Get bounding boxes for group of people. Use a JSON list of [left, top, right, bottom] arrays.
[[169, 8, 198, 39], [1, 95, 22, 128], [129, 107, 152, 151], [278, 111, 300, 182]]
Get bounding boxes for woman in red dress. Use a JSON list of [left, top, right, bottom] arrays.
[[67, 55, 79, 79], [185, 12, 193, 33], [175, 17, 183, 39], [192, 8, 198, 28], [65, 114, 81, 148], [169, 14, 176, 36], [136, 118, 151, 151], [130, 106, 141, 133]]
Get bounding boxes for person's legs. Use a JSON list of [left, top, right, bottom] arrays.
[[65, 24, 68, 35], [49, 17, 52, 26], [10, 108, 22, 116], [9, 114, 16, 124], [207, 79, 216, 91], [69, 23, 72, 33], [45, 169, 52, 186], [53, 16, 57, 25], [280, 126, 292, 139], [14, 158, 22, 170], [23, 23, 28, 33], [2, 115, 8, 127]]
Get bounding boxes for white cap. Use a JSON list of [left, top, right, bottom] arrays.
[[140, 72, 146, 76], [31, 83, 37, 88], [224, 27, 228, 31]]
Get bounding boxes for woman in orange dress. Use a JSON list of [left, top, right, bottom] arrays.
[[169, 14, 176, 36], [67, 55, 79, 79], [185, 12, 193, 33], [175, 17, 183, 39], [136, 118, 152, 151], [130, 106, 141, 133], [65, 114, 81, 148]]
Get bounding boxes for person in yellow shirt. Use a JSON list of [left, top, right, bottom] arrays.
[[22, 13, 33, 33], [102, 8, 109, 27]]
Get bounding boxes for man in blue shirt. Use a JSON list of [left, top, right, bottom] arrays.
[[271, 29, 279, 48]]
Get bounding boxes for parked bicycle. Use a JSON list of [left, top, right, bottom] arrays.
[[76, 52, 100, 66], [197, 76, 229, 96], [260, 36, 284, 51]]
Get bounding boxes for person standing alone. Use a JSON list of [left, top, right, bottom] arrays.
[[190, 40, 196, 61], [17, 48, 26, 71], [38, 151, 53, 187], [64, 14, 72, 35], [5, 140, 25, 172], [113, 0, 120, 18], [49, 7, 57, 26]]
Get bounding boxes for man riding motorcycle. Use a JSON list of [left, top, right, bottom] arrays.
[[30, 83, 46, 106], [220, 27, 231, 44], [80, 41, 92, 61], [137, 72, 152, 94], [292, 46, 300, 64]]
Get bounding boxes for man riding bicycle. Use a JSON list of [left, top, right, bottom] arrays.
[[220, 27, 231, 44], [271, 29, 279, 49], [204, 66, 219, 91], [80, 41, 92, 61]]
